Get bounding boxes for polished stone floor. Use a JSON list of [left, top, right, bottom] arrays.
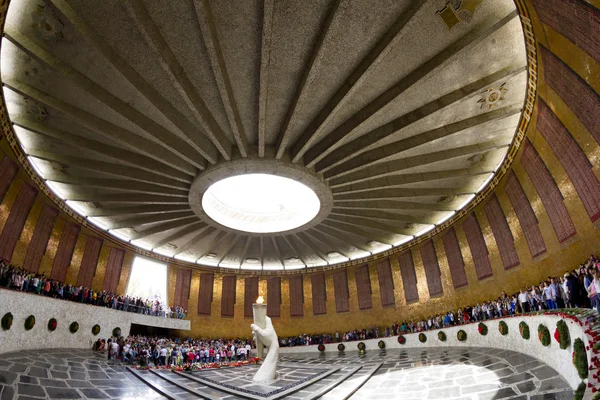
[[0, 347, 573, 399]]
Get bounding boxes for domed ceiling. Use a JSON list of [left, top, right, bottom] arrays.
[[0, 0, 528, 270]]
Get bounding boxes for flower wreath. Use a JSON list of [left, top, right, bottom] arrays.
[[418, 333, 427, 343], [437, 331, 446, 342], [478, 322, 488, 336], [397, 335, 406, 345], [572, 338, 588, 380], [317, 344, 325, 352], [1, 313, 13, 331], [337, 343, 345, 351], [48, 318, 57, 332], [357, 342, 366, 351], [92, 324, 101, 336], [457, 330, 467, 341], [498, 321, 508, 336], [537, 324, 550, 346], [112, 327, 122, 337], [24, 315, 36, 331], [378, 340, 386, 349], [69, 321, 79, 334], [519, 321, 530, 340], [555, 320, 570, 350]]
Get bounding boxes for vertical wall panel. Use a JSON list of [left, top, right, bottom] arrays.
[[289, 275, 304, 317], [174, 269, 192, 310], [463, 213, 493, 280], [539, 46, 600, 145], [538, 100, 600, 222], [102, 248, 125, 292], [333, 269, 350, 313], [355, 265, 372, 310], [76, 236, 103, 288], [521, 140, 577, 242], [441, 228, 468, 289], [221, 275, 236, 317], [484, 194, 520, 270], [311, 273, 327, 315], [244, 276, 259, 318], [399, 251, 419, 304], [420, 240, 443, 297], [198, 273, 214, 316], [377, 258, 395, 307], [267, 277, 281, 317], [0, 183, 37, 261], [504, 172, 547, 258], [23, 204, 58, 272], [0, 156, 18, 203], [50, 222, 81, 282]]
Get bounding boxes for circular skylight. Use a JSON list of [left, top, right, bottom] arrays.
[[202, 174, 321, 233]]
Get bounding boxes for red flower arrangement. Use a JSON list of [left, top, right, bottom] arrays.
[[48, 318, 57, 332], [318, 344, 325, 352], [397, 335, 406, 345], [553, 328, 560, 344], [135, 357, 261, 371]]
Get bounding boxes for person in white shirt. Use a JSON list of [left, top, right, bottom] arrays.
[[518, 289, 529, 313]]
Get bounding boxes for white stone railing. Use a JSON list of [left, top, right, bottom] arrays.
[[0, 288, 190, 354], [279, 314, 590, 389]]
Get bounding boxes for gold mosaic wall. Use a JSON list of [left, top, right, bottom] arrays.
[[1, 0, 599, 339]]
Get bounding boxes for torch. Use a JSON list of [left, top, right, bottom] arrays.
[[253, 296, 266, 358]]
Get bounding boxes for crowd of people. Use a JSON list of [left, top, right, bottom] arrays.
[[93, 335, 254, 367], [279, 255, 600, 346], [0, 260, 186, 319]]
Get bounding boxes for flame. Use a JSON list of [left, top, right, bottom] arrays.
[[256, 296, 264, 304]]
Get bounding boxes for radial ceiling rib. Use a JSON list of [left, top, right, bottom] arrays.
[[320, 219, 394, 246], [42, 175, 188, 197], [274, 0, 344, 159], [270, 237, 285, 268], [86, 205, 192, 217], [4, 81, 198, 176], [152, 222, 209, 250], [290, 0, 425, 163], [194, 0, 249, 158], [124, 0, 233, 161], [332, 167, 491, 194], [174, 226, 217, 256], [108, 211, 196, 230], [259, 237, 264, 267], [329, 140, 510, 188], [12, 117, 191, 184], [283, 236, 308, 267], [129, 217, 199, 241], [315, 66, 527, 172], [194, 230, 227, 260], [333, 200, 455, 212], [299, 9, 519, 166], [326, 214, 412, 236], [238, 236, 252, 267], [66, 192, 189, 204], [331, 208, 434, 225], [301, 229, 352, 259], [25, 149, 192, 188], [48, 0, 232, 161], [333, 187, 476, 202], [294, 232, 328, 263], [257, 0, 275, 157], [217, 234, 241, 265], [4, 30, 214, 167], [311, 225, 371, 253], [324, 105, 521, 179]]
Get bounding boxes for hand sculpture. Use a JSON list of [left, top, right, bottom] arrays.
[[250, 316, 279, 383]]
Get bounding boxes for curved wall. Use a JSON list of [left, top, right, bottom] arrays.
[[0, 0, 599, 339]]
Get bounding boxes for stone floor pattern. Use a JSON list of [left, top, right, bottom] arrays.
[[0, 347, 574, 399]]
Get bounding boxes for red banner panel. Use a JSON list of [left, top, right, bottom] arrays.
[[377, 258, 395, 307], [333, 269, 350, 313], [463, 213, 493, 280], [289, 275, 304, 317], [244, 276, 259, 318], [532, 0, 600, 63], [538, 100, 600, 222], [484, 194, 520, 270], [0, 156, 18, 203], [420, 240, 443, 297], [221, 275, 237, 317], [174, 269, 192, 310], [198, 273, 214, 316], [267, 277, 281, 317], [355, 265, 373, 310], [539, 46, 600, 145], [50, 222, 81, 282], [311, 272, 327, 315], [521, 140, 577, 243], [76, 236, 103, 288], [399, 251, 419, 304], [102, 248, 125, 293], [504, 172, 547, 258], [23, 204, 59, 272], [442, 228, 468, 289], [0, 183, 37, 261]]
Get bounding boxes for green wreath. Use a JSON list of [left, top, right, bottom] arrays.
[[498, 321, 508, 336], [337, 343, 345, 351], [24, 315, 35, 331], [1, 313, 13, 331], [478, 322, 488, 336], [573, 338, 588, 380], [48, 318, 57, 332], [519, 321, 529, 339], [537, 324, 550, 346], [69, 321, 79, 334], [556, 320, 570, 350], [437, 331, 446, 342], [397, 335, 406, 344], [457, 330, 467, 341], [92, 324, 101, 336], [418, 333, 427, 343], [112, 327, 121, 337], [357, 342, 366, 351], [378, 340, 385, 349]]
